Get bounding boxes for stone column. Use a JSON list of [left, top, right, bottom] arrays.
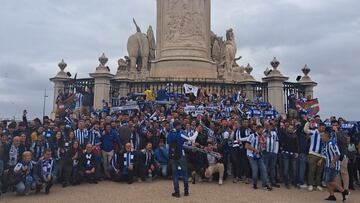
[[49, 59, 71, 119], [238, 64, 258, 101], [90, 53, 114, 110], [150, 0, 217, 79], [298, 64, 317, 99], [262, 58, 289, 116]]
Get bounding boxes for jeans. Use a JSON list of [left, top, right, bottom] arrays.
[[297, 153, 307, 185], [102, 150, 114, 178], [282, 153, 297, 185], [15, 176, 35, 194], [248, 156, 269, 186], [160, 165, 168, 177], [170, 156, 189, 194], [263, 152, 277, 185]]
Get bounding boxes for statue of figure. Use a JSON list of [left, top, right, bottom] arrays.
[[127, 18, 150, 71], [224, 28, 237, 73], [147, 25, 156, 63], [117, 58, 129, 72]]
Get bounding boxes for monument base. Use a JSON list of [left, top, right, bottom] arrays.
[[150, 57, 218, 79]]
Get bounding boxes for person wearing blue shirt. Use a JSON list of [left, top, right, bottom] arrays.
[[101, 124, 122, 179], [154, 139, 169, 177], [167, 120, 189, 198]]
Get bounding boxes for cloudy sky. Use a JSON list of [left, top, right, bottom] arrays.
[[0, 0, 359, 120]]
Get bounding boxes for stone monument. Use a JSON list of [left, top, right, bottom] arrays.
[[150, 0, 217, 79]]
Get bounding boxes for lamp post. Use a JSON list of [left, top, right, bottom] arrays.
[[42, 88, 48, 119]]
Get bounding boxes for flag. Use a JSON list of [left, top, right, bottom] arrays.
[[183, 84, 199, 97], [295, 98, 320, 117]]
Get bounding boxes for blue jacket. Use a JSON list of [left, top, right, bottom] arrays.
[[167, 129, 186, 158], [154, 147, 169, 165], [101, 131, 122, 152]]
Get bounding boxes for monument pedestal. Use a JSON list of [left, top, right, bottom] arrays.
[[151, 0, 216, 79], [150, 57, 217, 79]]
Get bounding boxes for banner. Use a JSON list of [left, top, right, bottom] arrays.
[[183, 84, 199, 97], [295, 98, 320, 117], [184, 106, 205, 117], [110, 105, 140, 114]]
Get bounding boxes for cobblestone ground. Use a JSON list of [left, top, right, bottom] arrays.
[[1, 180, 359, 203]]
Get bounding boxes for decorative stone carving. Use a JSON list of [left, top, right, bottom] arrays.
[[58, 59, 67, 71], [302, 64, 310, 76], [127, 19, 150, 72], [96, 53, 110, 72], [245, 63, 253, 74], [271, 57, 280, 70], [224, 28, 237, 74], [164, 0, 206, 48], [210, 31, 226, 64], [117, 58, 129, 71], [264, 57, 286, 78], [53, 59, 71, 79], [147, 26, 156, 62]]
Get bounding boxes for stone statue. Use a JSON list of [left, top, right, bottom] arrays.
[[117, 57, 129, 72], [210, 31, 226, 64], [147, 25, 156, 62], [127, 18, 150, 71], [224, 28, 237, 73]]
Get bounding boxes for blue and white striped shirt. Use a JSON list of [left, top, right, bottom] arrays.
[[322, 139, 341, 171], [74, 128, 89, 147], [264, 129, 279, 154], [246, 133, 261, 158], [88, 128, 101, 146], [308, 129, 323, 157], [75, 93, 83, 109]]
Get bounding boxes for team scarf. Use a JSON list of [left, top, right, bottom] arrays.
[[9, 144, 19, 166]]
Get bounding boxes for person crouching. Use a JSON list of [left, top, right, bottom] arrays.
[[121, 143, 136, 184], [13, 151, 36, 195], [204, 141, 225, 185], [82, 144, 97, 184], [35, 149, 56, 194]]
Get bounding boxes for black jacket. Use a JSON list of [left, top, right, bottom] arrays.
[[279, 131, 299, 154]]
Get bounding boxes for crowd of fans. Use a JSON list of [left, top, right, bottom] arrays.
[[0, 88, 359, 201]]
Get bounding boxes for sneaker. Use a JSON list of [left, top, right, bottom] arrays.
[[172, 192, 180, 198], [325, 195, 336, 201], [342, 190, 349, 201], [308, 185, 314, 191], [233, 177, 239, 183], [264, 185, 272, 191], [316, 186, 323, 192], [299, 184, 308, 189], [219, 178, 223, 185], [184, 191, 189, 196], [253, 184, 258, 190], [245, 178, 250, 184], [322, 181, 327, 187]]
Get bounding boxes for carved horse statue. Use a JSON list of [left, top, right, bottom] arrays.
[[127, 19, 150, 71]]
